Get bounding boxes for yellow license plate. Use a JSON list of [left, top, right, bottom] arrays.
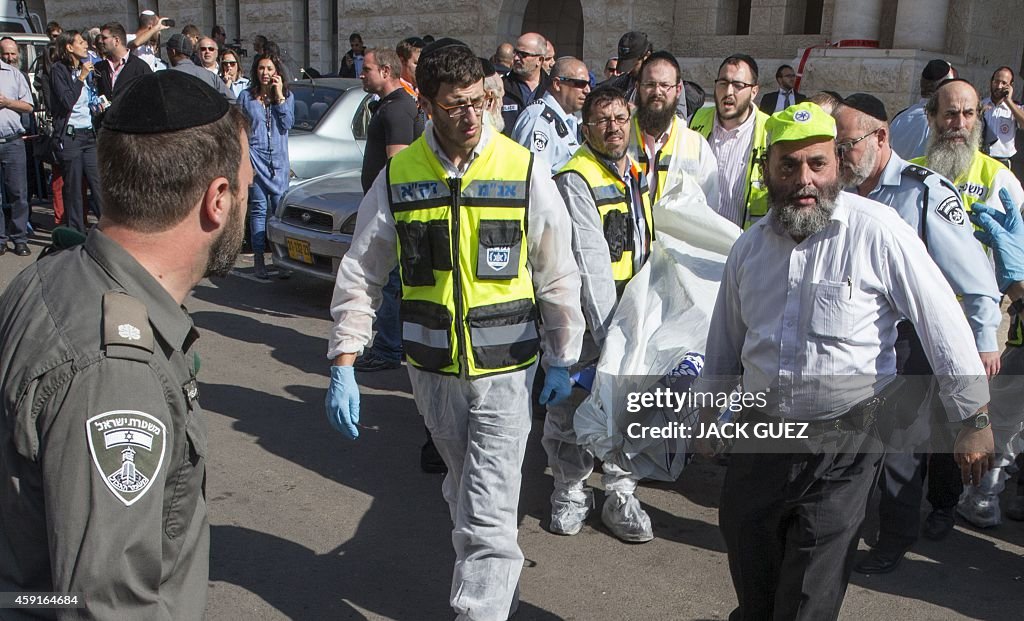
[[286, 238, 313, 264]]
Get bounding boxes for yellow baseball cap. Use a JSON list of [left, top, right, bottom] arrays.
[[765, 102, 837, 146]]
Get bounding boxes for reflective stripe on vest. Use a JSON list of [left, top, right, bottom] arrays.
[[387, 134, 540, 378], [558, 145, 654, 293], [690, 106, 770, 228]]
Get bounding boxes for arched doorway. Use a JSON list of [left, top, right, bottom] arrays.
[[496, 0, 584, 61]]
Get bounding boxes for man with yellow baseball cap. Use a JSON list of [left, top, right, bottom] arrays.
[[692, 101, 994, 620]]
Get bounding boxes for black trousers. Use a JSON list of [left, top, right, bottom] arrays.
[[56, 130, 101, 233], [874, 325, 963, 552], [720, 426, 883, 621]]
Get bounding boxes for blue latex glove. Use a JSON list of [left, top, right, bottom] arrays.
[[970, 187, 1024, 292], [539, 366, 572, 406], [325, 365, 361, 439]]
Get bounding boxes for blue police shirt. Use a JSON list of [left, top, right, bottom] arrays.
[[868, 152, 1002, 352], [510, 92, 581, 175], [889, 100, 930, 160]]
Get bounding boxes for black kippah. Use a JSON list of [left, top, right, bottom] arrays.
[[102, 71, 230, 134], [843, 93, 888, 122], [420, 37, 471, 60]]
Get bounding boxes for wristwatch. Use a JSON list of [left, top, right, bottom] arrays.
[[961, 412, 991, 430]]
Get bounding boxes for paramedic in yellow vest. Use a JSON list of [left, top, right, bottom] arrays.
[[912, 78, 1024, 216], [325, 39, 585, 621], [544, 86, 657, 543], [689, 54, 770, 228], [629, 51, 719, 208]]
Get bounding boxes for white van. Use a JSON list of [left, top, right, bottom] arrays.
[[0, 0, 41, 34]]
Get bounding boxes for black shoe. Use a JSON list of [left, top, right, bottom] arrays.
[[353, 351, 401, 372], [854, 548, 906, 574], [420, 438, 447, 474], [923, 507, 956, 540], [13, 242, 30, 257]]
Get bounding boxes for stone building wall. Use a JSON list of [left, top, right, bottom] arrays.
[[35, 0, 1024, 117]]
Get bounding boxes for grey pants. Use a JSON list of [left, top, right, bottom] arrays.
[[407, 364, 534, 621]]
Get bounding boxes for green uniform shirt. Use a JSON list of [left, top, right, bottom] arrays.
[[0, 230, 209, 620]]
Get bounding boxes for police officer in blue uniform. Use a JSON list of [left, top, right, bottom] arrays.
[[833, 94, 1002, 574], [510, 57, 589, 175]]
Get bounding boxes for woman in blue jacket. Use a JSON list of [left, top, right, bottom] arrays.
[[237, 53, 294, 278]]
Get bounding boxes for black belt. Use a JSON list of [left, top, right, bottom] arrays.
[[0, 133, 23, 144], [743, 407, 876, 436], [65, 126, 94, 138]]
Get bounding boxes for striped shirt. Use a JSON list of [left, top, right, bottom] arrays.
[[709, 109, 757, 227]]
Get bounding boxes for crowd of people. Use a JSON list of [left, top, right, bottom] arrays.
[[3, 14, 1024, 621]]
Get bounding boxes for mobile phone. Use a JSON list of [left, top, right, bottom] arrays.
[[161, 18, 175, 27]]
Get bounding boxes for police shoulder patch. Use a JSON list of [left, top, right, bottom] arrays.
[[935, 196, 967, 227], [532, 130, 549, 151], [86, 410, 167, 506]]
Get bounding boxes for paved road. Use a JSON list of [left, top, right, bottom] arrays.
[[3, 211, 1024, 620]]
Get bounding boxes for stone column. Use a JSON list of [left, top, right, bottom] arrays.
[[830, 0, 883, 43], [893, 0, 951, 52]]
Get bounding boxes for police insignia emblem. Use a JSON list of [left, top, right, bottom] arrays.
[[533, 130, 549, 151], [86, 410, 167, 506], [486, 246, 511, 271], [936, 196, 967, 226]]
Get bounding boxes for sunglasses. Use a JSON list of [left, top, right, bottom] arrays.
[[199, 46, 217, 52], [555, 76, 590, 89], [221, 60, 237, 66], [513, 49, 543, 59]]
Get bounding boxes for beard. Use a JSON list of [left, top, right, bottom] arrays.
[[925, 123, 982, 182], [838, 141, 879, 189], [768, 178, 842, 240], [204, 196, 245, 278], [484, 108, 504, 133], [636, 95, 678, 135]]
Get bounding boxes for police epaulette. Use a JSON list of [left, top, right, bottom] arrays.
[[540, 105, 569, 138], [902, 164, 933, 181], [102, 291, 154, 361]]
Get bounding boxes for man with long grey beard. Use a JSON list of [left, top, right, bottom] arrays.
[[693, 102, 994, 621], [832, 94, 1002, 573], [912, 78, 1024, 214]]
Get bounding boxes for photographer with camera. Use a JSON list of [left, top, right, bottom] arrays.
[[130, 11, 173, 72], [982, 66, 1024, 168]]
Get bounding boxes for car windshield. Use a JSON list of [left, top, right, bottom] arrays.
[[290, 85, 344, 131]]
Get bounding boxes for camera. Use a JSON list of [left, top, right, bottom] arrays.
[[161, 18, 175, 27]]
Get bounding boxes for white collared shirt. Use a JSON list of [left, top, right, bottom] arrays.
[[693, 191, 988, 421], [709, 109, 757, 226], [774, 90, 794, 113]]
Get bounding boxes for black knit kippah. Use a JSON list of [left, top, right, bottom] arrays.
[[102, 71, 230, 134]]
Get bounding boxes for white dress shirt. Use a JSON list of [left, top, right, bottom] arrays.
[[694, 191, 988, 422], [709, 109, 757, 227], [982, 97, 1018, 159], [328, 122, 585, 369]]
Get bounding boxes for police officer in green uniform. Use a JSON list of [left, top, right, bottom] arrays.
[[0, 71, 252, 619]]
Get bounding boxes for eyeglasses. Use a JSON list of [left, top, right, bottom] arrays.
[[513, 49, 543, 59], [432, 96, 486, 120], [714, 79, 756, 91], [639, 81, 679, 92], [199, 46, 217, 52], [585, 115, 630, 128], [780, 73, 796, 79], [836, 128, 882, 153], [555, 76, 590, 89], [221, 60, 237, 66]]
